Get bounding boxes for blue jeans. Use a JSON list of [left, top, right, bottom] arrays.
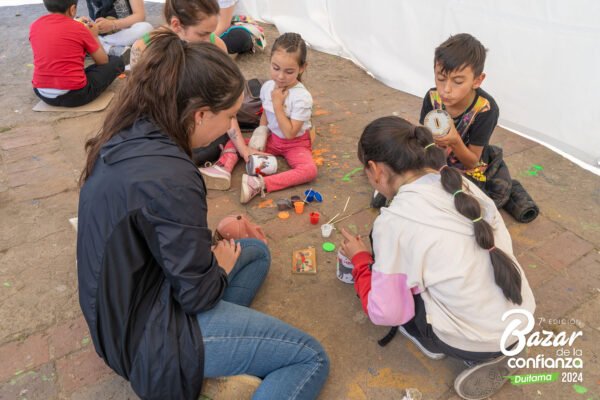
[[197, 239, 330, 400]]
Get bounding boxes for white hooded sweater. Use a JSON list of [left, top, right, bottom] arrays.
[[368, 173, 536, 352]]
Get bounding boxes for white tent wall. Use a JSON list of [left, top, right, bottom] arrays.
[[238, 0, 600, 171]]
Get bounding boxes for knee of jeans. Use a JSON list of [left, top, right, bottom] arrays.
[[132, 22, 153, 36], [239, 238, 271, 267], [306, 336, 330, 374], [129, 21, 154, 38]]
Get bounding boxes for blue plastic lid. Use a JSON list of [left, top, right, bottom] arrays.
[[304, 189, 323, 203]]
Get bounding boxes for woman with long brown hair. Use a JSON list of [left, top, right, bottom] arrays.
[[129, 0, 261, 171], [77, 31, 329, 400]]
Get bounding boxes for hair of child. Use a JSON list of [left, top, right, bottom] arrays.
[[434, 33, 487, 77], [438, 156, 523, 305], [80, 29, 244, 185], [271, 32, 307, 80], [43, 0, 77, 13], [164, 0, 219, 27], [358, 116, 523, 305]]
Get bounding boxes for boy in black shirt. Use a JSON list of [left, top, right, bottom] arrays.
[[371, 33, 537, 222], [419, 33, 498, 175], [418, 33, 514, 209]]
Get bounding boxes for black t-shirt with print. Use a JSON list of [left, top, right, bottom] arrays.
[[87, 0, 132, 20], [419, 87, 499, 147]]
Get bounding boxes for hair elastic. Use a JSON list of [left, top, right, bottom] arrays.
[[439, 165, 449, 173], [424, 143, 435, 150], [472, 216, 483, 223], [487, 246, 496, 252], [453, 189, 464, 198]]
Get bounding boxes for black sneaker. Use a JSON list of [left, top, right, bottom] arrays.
[[454, 355, 517, 400], [119, 47, 131, 66], [107, 45, 131, 65], [371, 190, 388, 209], [397, 326, 446, 360]]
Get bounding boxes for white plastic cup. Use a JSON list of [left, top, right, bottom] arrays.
[[321, 223, 334, 238], [336, 250, 354, 284], [246, 154, 278, 176]]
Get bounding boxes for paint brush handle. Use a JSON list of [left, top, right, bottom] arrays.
[[330, 213, 352, 225], [342, 196, 351, 213], [326, 213, 340, 225]]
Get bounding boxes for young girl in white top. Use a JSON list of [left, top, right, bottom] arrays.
[[199, 32, 317, 204], [341, 116, 535, 400]]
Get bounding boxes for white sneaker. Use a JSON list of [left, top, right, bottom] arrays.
[[199, 164, 231, 190], [240, 174, 265, 204], [454, 355, 517, 400]]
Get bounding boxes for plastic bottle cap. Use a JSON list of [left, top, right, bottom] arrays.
[[322, 242, 336, 252]]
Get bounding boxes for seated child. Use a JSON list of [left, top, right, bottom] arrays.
[[419, 33, 512, 208], [130, 0, 252, 169], [344, 116, 535, 400], [85, 0, 153, 57], [199, 32, 317, 204], [129, 0, 227, 70], [30, 0, 124, 107]]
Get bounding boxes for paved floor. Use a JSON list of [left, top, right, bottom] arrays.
[[1, 2, 599, 399]]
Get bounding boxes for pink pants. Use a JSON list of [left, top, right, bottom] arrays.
[[218, 130, 317, 192]]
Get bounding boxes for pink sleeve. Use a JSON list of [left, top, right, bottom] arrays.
[[366, 270, 415, 326]]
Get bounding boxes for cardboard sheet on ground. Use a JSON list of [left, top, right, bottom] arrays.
[[32, 91, 114, 112]]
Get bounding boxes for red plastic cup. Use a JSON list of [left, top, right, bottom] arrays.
[[309, 212, 320, 224]]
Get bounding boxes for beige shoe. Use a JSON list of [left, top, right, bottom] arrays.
[[199, 164, 231, 190]]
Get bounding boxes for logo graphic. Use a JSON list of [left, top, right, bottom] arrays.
[[500, 309, 585, 386]]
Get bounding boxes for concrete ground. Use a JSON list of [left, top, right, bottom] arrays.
[[1, 2, 599, 399]]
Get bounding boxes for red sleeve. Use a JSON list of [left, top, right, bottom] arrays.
[[79, 25, 99, 54], [351, 251, 373, 315]]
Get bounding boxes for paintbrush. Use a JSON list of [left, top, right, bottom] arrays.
[[326, 213, 340, 225], [342, 196, 350, 212]]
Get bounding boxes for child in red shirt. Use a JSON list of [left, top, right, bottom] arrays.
[[30, 0, 124, 107]]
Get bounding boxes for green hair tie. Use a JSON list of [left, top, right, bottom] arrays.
[[424, 143, 435, 150], [472, 216, 483, 223], [452, 189, 464, 198]]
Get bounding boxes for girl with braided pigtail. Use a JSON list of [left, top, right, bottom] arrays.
[[439, 164, 523, 305], [341, 116, 535, 400]]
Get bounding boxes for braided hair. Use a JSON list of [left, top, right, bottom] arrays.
[[271, 32, 307, 81], [358, 116, 523, 304]]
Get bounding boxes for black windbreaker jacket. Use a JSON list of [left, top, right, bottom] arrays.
[[77, 118, 228, 399]]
